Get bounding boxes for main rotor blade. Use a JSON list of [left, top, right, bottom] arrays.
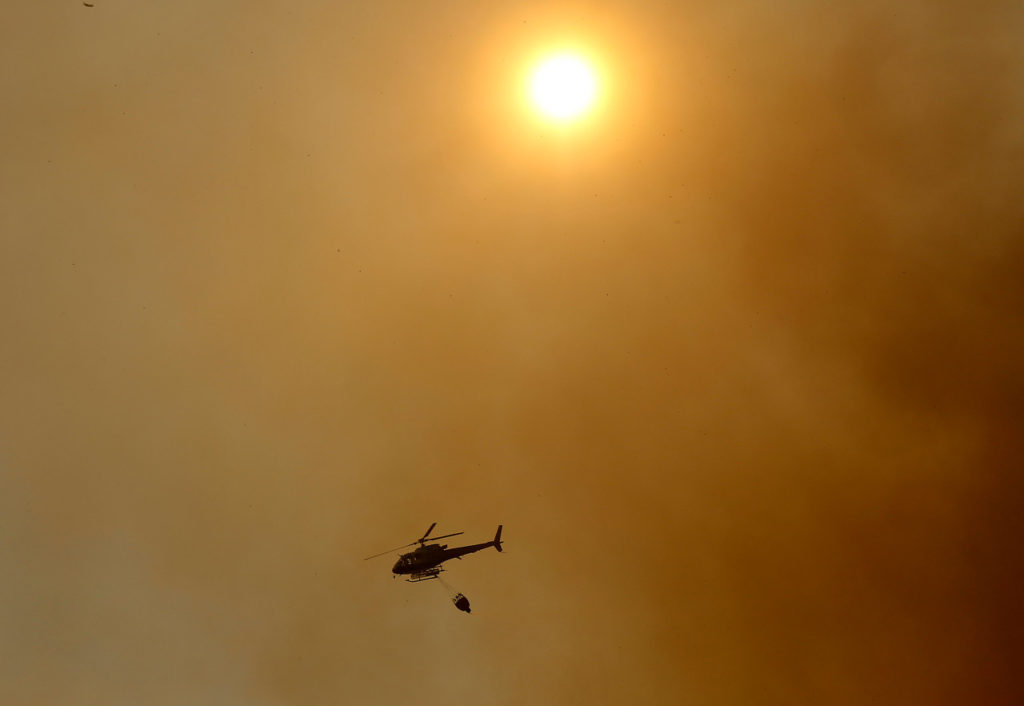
[[364, 525, 462, 559], [363, 541, 416, 561]]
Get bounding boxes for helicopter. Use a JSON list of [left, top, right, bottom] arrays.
[[364, 523, 503, 582]]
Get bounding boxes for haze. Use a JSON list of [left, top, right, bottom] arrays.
[[2, 2, 1022, 705]]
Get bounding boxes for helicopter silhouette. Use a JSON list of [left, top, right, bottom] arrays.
[[364, 523, 503, 582]]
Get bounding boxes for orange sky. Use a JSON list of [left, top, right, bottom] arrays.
[[2, 2, 1022, 705]]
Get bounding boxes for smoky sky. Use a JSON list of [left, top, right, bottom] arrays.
[[2, 2, 1022, 705]]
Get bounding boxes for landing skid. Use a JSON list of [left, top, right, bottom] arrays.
[[407, 567, 443, 583]]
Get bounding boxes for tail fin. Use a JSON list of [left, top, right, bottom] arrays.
[[493, 525, 503, 552]]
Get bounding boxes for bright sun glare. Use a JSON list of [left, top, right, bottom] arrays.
[[528, 53, 598, 122]]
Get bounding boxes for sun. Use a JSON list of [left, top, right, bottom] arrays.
[[527, 53, 599, 122]]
